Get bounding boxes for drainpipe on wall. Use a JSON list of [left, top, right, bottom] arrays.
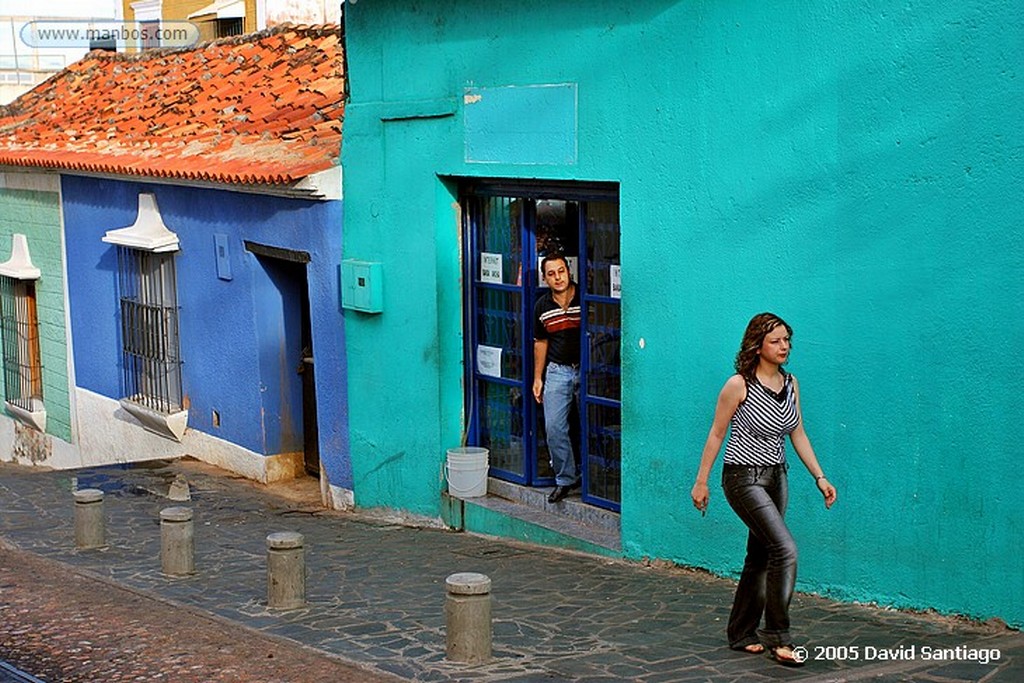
[[10, 19, 21, 87], [339, 2, 349, 102]]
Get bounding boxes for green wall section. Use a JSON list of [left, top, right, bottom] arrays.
[[341, 0, 1023, 625], [0, 187, 72, 442]]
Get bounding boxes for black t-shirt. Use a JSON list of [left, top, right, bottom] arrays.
[[534, 286, 581, 366]]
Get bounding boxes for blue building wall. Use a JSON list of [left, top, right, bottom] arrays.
[[61, 176, 351, 487]]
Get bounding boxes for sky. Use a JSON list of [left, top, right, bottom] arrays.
[[0, 0, 120, 18], [0, 0, 121, 83]]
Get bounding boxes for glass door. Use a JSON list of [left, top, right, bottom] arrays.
[[580, 201, 621, 510], [465, 195, 536, 484]]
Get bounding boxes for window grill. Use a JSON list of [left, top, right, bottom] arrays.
[[117, 247, 183, 414], [0, 276, 43, 411], [216, 18, 244, 38]]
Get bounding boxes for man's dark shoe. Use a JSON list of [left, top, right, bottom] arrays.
[[548, 485, 571, 503]]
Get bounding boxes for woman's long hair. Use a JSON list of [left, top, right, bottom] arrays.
[[734, 312, 793, 381]]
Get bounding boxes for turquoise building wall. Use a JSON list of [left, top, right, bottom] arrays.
[[0, 183, 72, 442], [341, 0, 1023, 625]]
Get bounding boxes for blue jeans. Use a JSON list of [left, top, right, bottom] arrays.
[[722, 463, 797, 649], [542, 362, 580, 486]]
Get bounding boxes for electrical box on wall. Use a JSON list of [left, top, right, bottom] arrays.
[[341, 259, 383, 313], [214, 233, 232, 280]]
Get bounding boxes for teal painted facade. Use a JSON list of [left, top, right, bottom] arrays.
[[341, 1, 1023, 626], [0, 182, 72, 442]]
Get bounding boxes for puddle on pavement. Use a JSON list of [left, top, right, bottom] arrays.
[[63, 461, 194, 500]]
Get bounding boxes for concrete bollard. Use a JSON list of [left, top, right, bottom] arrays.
[[73, 488, 105, 549], [445, 572, 492, 663], [160, 506, 195, 576], [266, 532, 305, 609]]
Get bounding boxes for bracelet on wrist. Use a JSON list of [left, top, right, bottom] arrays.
[[815, 475, 827, 482]]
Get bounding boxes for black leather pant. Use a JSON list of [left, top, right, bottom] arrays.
[[722, 463, 797, 649]]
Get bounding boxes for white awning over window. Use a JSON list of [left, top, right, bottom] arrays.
[[0, 234, 41, 280], [188, 0, 245, 20], [102, 193, 180, 253]]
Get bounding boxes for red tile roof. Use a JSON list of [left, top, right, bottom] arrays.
[[0, 24, 344, 186]]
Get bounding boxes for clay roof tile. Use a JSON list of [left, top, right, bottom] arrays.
[[0, 23, 344, 186]]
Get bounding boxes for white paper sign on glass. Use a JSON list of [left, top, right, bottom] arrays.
[[480, 252, 503, 284], [477, 344, 503, 378], [610, 264, 621, 299], [537, 255, 579, 287]]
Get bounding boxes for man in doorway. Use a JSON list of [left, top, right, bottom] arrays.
[[533, 253, 582, 503]]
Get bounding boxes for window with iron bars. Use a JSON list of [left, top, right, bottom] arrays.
[[216, 18, 244, 38], [0, 276, 43, 412], [117, 247, 183, 414]]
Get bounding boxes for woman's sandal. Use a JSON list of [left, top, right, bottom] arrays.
[[767, 644, 806, 667], [729, 643, 764, 654]]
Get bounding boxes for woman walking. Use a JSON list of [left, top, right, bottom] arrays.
[[690, 312, 837, 667]]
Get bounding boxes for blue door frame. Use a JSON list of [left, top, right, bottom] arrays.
[[462, 180, 621, 511]]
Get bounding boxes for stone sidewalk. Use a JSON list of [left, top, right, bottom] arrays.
[[0, 459, 1020, 682]]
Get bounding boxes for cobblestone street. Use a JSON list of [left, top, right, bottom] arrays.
[[1, 459, 1021, 682], [0, 544, 400, 683]]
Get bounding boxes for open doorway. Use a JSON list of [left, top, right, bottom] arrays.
[[461, 181, 621, 511], [245, 242, 319, 477]]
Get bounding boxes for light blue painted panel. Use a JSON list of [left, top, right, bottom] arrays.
[[464, 84, 577, 165]]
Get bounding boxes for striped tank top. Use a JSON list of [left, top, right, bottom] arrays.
[[723, 372, 800, 466]]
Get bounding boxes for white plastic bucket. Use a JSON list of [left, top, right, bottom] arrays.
[[447, 446, 487, 463], [446, 447, 489, 498]]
